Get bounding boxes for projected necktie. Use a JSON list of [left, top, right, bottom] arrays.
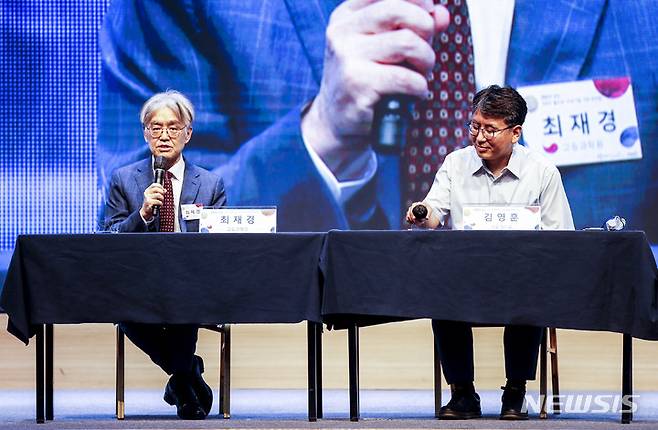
[[160, 171, 175, 232], [402, 0, 476, 210]]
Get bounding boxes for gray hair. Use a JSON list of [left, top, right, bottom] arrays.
[[139, 90, 195, 126]]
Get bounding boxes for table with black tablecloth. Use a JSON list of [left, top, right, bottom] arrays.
[[320, 230, 658, 423], [0, 232, 326, 422], [3, 230, 658, 424]]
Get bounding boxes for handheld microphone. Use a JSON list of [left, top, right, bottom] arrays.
[[152, 155, 166, 217], [372, 95, 414, 154], [412, 203, 428, 221]]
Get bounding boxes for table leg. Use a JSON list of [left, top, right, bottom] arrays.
[[539, 328, 547, 419], [348, 324, 359, 422], [621, 334, 633, 424], [433, 340, 442, 418], [35, 324, 44, 424], [316, 322, 323, 419], [220, 325, 231, 419], [46, 324, 53, 420], [307, 321, 318, 422], [116, 326, 125, 420]]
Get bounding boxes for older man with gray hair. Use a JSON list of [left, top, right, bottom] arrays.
[[104, 90, 227, 419]]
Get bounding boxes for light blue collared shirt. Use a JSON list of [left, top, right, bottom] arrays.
[[424, 144, 575, 230]]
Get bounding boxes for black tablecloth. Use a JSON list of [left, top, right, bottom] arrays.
[[321, 230, 658, 340], [4, 230, 658, 344], [1, 233, 325, 344]]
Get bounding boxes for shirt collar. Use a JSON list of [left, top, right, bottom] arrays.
[[468, 146, 486, 176], [151, 156, 186, 181], [168, 157, 185, 181], [468, 144, 522, 179], [505, 144, 522, 178]]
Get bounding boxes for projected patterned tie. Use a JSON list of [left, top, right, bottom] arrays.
[[402, 0, 475, 209], [160, 171, 175, 232]]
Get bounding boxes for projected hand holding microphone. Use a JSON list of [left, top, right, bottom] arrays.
[[300, 2, 450, 177], [371, 5, 450, 154]]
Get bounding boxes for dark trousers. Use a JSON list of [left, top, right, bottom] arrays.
[[120, 323, 199, 376], [432, 320, 543, 385]]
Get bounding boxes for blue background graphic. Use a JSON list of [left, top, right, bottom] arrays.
[[2, 0, 658, 294]]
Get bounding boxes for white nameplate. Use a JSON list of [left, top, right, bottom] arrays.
[[181, 203, 203, 220], [518, 77, 641, 167], [463, 205, 541, 230], [199, 207, 277, 233]]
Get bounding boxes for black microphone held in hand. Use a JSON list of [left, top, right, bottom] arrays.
[[152, 155, 166, 217], [372, 95, 414, 154], [412, 203, 428, 221]]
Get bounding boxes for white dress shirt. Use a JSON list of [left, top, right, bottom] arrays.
[[424, 144, 575, 230], [467, 0, 515, 89], [143, 156, 185, 232]]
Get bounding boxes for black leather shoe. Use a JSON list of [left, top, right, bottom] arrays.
[[438, 383, 482, 420], [500, 381, 529, 420], [191, 355, 213, 415], [164, 374, 207, 420]]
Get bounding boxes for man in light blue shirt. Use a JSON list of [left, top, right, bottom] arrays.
[[407, 85, 574, 420]]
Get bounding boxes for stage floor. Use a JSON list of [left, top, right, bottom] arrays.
[[3, 317, 658, 391], [3, 315, 658, 428], [1, 389, 658, 429]]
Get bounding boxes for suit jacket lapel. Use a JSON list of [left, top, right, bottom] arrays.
[[178, 162, 201, 225], [133, 158, 153, 203], [506, 0, 606, 86], [179, 163, 201, 232], [283, 0, 340, 84], [180, 163, 201, 204]]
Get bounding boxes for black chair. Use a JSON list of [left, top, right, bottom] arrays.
[[115, 324, 231, 419]]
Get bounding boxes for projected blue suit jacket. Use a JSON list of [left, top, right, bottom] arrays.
[[98, 0, 658, 239]]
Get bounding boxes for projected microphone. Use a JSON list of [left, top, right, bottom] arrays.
[[412, 203, 428, 221], [372, 95, 414, 154], [152, 155, 166, 217]]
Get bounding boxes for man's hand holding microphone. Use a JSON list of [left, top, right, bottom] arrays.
[[406, 201, 440, 229]]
